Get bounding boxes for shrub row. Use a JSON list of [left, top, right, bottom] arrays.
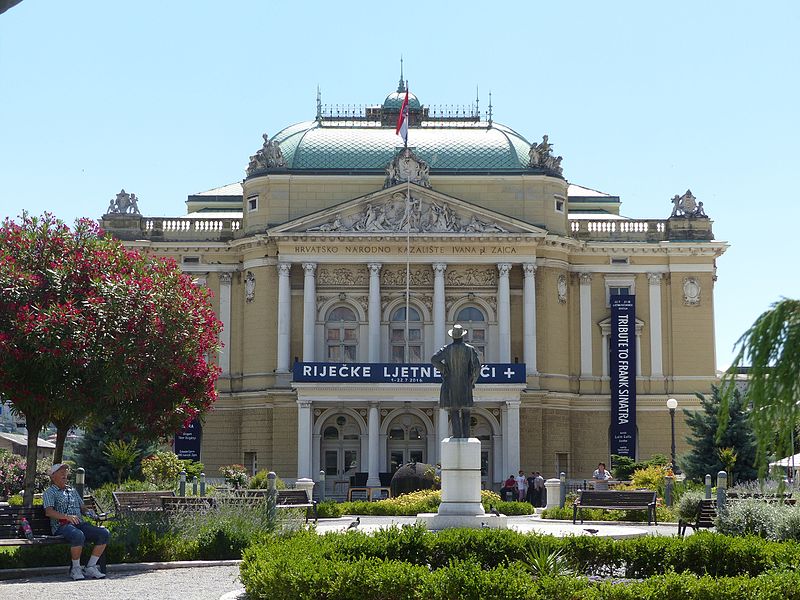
[[318, 489, 534, 517], [240, 528, 800, 599], [716, 498, 800, 541]]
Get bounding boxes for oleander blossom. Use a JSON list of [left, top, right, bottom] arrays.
[[0, 213, 222, 502]]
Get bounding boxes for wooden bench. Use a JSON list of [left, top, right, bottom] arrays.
[[112, 490, 175, 515], [573, 490, 658, 525], [161, 496, 215, 514], [0, 505, 107, 573], [678, 498, 716, 536], [82, 494, 110, 522]]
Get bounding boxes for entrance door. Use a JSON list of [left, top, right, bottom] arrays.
[[386, 413, 427, 473], [320, 414, 362, 498]]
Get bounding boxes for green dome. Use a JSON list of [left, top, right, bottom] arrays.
[[382, 91, 421, 110], [270, 120, 535, 173]]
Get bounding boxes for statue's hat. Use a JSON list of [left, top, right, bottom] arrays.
[[448, 324, 466, 339]]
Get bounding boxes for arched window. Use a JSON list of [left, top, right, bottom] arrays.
[[456, 306, 486, 361], [390, 306, 423, 363], [326, 306, 358, 362]]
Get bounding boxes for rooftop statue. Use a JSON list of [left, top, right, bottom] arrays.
[[528, 135, 563, 175], [670, 189, 708, 218], [247, 133, 287, 175], [106, 189, 140, 215]]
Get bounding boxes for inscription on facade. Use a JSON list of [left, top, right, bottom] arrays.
[[292, 244, 518, 255]]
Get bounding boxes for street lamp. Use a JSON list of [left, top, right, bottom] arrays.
[[666, 398, 680, 474]]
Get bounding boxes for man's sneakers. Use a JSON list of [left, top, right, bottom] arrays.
[[70, 565, 85, 580], [84, 565, 106, 579]]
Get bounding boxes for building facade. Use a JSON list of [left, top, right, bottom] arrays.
[[103, 83, 727, 495]]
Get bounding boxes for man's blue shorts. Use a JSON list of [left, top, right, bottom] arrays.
[[55, 521, 110, 547]]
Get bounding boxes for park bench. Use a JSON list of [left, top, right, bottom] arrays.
[[573, 490, 658, 525], [678, 498, 716, 536], [112, 490, 175, 515], [82, 494, 110, 522], [276, 489, 318, 523], [161, 496, 215, 514], [0, 505, 106, 574]]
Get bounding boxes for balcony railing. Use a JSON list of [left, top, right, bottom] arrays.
[[102, 215, 241, 241], [570, 218, 713, 242]]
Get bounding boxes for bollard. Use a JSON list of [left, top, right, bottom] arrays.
[[266, 472, 277, 519], [192, 476, 198, 496], [559, 472, 566, 509], [318, 470, 326, 503], [716, 470, 727, 510], [75, 467, 85, 498], [200, 473, 206, 497], [179, 470, 187, 497], [267, 471, 277, 494], [705, 474, 712, 500], [665, 475, 674, 507]]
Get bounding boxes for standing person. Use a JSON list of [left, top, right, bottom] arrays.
[[533, 471, 546, 507], [515, 470, 527, 502], [431, 324, 482, 438], [592, 462, 613, 491], [43, 464, 110, 580], [525, 472, 537, 505]]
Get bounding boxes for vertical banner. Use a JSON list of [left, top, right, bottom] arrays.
[[610, 295, 636, 459], [174, 419, 202, 462]]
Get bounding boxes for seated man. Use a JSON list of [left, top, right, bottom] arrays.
[[43, 463, 110, 580]]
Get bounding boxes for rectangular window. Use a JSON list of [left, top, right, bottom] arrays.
[[182, 256, 200, 264], [609, 286, 630, 297], [243, 451, 257, 477], [247, 195, 258, 212], [554, 194, 566, 213]]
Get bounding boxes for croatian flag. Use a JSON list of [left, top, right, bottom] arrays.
[[395, 89, 409, 146]]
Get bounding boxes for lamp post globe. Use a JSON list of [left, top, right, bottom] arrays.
[[666, 398, 679, 474]]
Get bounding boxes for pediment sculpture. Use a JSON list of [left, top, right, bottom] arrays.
[[106, 189, 140, 215], [247, 133, 287, 175], [384, 148, 431, 189], [669, 189, 708, 218], [305, 194, 508, 234], [528, 134, 563, 176]]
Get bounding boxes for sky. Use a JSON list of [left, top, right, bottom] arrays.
[[1, 1, 798, 370]]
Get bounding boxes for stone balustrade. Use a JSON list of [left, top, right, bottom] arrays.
[[102, 214, 241, 241], [570, 218, 713, 241]]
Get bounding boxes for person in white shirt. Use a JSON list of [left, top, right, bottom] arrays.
[[592, 462, 613, 491], [515, 470, 527, 501]]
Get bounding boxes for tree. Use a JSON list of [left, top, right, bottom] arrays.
[[681, 385, 757, 483], [74, 418, 157, 488], [103, 438, 141, 485], [722, 299, 800, 477], [0, 214, 221, 505]]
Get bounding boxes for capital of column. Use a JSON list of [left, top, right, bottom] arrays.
[[497, 263, 512, 277], [432, 263, 448, 275], [302, 262, 317, 275], [579, 272, 592, 285], [367, 263, 382, 276], [505, 399, 522, 409], [523, 263, 537, 278], [278, 263, 292, 276], [647, 272, 663, 285], [219, 272, 233, 285], [297, 399, 312, 409]]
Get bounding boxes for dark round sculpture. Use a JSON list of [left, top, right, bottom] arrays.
[[389, 462, 438, 497]]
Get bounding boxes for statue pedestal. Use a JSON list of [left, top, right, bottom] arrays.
[[417, 437, 507, 530]]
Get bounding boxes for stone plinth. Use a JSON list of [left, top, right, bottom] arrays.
[[417, 437, 507, 530]]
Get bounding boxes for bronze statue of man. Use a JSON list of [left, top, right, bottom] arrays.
[[431, 324, 482, 438]]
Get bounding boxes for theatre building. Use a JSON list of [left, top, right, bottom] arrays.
[[103, 81, 727, 495]]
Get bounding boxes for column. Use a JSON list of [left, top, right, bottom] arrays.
[[497, 263, 512, 363], [579, 272, 593, 377], [276, 263, 291, 372], [297, 399, 312, 479], [367, 403, 380, 487], [648, 273, 664, 378], [432, 263, 447, 351], [522, 263, 537, 375], [501, 403, 509, 477], [302, 262, 317, 362], [218, 272, 232, 375], [506, 400, 521, 475], [368, 263, 382, 363]]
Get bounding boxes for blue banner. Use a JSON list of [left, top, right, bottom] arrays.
[[293, 362, 526, 384], [610, 295, 637, 459], [174, 419, 202, 462]]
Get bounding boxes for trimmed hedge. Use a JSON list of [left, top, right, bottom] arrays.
[[241, 528, 800, 599], [329, 489, 534, 517]]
